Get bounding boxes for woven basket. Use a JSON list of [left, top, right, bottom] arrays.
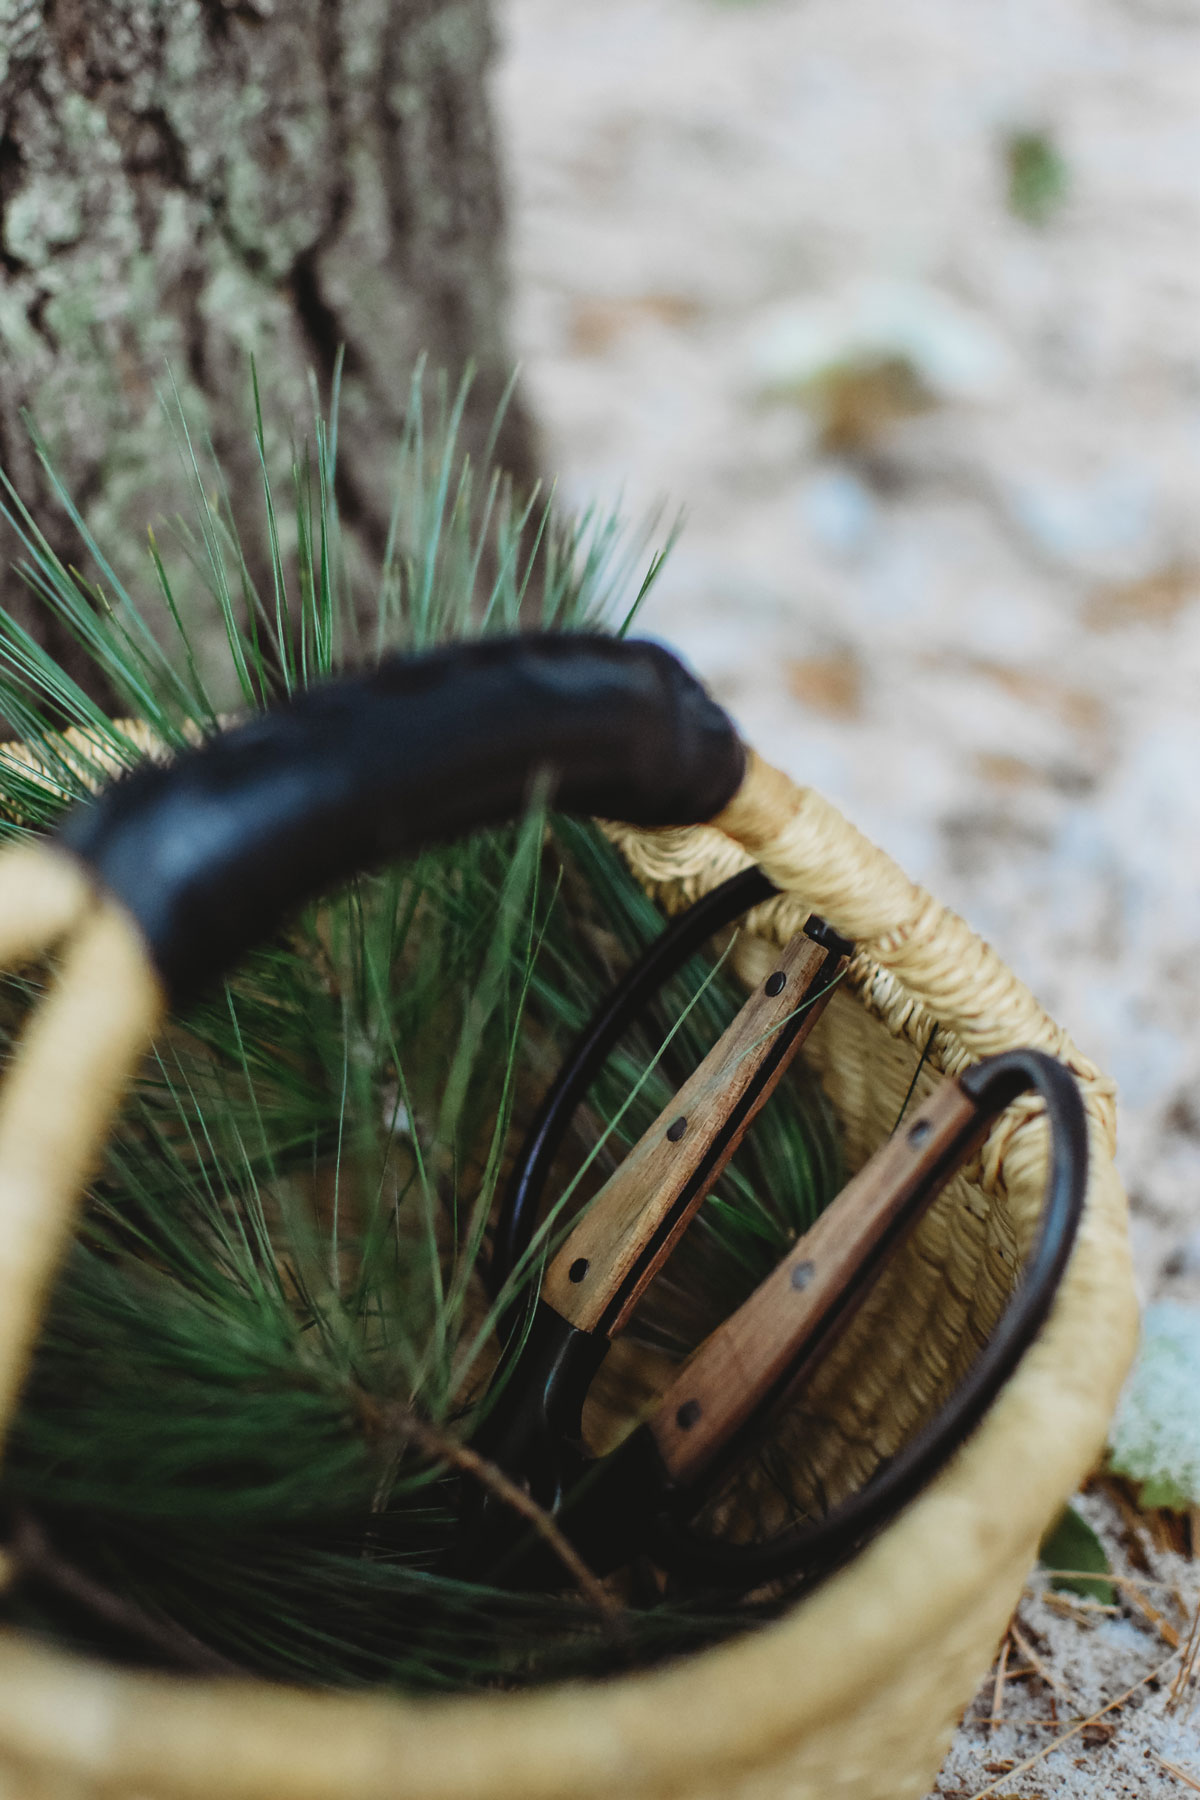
[[0, 742, 1137, 1800]]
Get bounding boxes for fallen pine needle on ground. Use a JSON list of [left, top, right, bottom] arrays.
[[929, 1483, 1200, 1798]]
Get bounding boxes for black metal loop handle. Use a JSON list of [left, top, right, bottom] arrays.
[[53, 635, 745, 1006], [494, 865, 1089, 1591], [651, 1047, 1089, 1586]]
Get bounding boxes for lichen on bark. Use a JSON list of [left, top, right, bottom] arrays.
[[0, 0, 537, 704]]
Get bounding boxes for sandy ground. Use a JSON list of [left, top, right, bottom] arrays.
[[495, 0, 1200, 1788]]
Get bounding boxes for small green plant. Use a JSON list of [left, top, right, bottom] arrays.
[[0, 366, 841, 1690], [1038, 1504, 1115, 1605], [1109, 1303, 1200, 1513], [1004, 128, 1069, 226]]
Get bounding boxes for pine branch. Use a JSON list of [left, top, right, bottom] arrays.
[[356, 1395, 626, 1631], [0, 367, 842, 1692]]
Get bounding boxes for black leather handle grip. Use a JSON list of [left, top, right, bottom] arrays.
[[55, 634, 745, 1005]]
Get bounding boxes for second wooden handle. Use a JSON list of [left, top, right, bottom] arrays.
[[543, 931, 837, 1335], [649, 1077, 985, 1490]]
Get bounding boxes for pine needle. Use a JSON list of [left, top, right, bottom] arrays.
[[964, 1652, 1178, 1800], [0, 366, 843, 1692]]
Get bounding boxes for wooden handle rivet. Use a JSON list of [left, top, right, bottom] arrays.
[[908, 1119, 931, 1147], [568, 1257, 589, 1283], [764, 970, 786, 996], [675, 1399, 702, 1430], [666, 1115, 688, 1143], [790, 1259, 815, 1290]]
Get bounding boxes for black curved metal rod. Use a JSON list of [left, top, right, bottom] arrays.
[[488, 863, 779, 1298], [647, 1047, 1089, 1586]]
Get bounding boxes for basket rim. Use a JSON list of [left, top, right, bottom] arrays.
[[0, 759, 1138, 1799], [0, 1146, 1133, 1796]]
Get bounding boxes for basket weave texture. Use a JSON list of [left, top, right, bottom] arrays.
[[0, 749, 1137, 1800]]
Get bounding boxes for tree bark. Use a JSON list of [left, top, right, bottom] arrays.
[[0, 0, 538, 704]]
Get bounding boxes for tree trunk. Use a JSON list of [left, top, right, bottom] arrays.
[[0, 0, 538, 706]]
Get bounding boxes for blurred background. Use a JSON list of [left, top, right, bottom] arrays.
[[496, 0, 1200, 1304]]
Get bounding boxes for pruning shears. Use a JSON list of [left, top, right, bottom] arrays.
[[467, 875, 1089, 1591], [25, 632, 1088, 1599]]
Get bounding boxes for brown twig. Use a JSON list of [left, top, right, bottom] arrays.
[[1036, 1567, 1188, 1592], [1010, 1618, 1072, 1708], [1158, 1756, 1200, 1785], [1042, 1591, 1119, 1622], [1154, 1754, 1200, 1792], [988, 1631, 1010, 1732], [359, 1395, 625, 1628], [8, 1508, 244, 1678], [1123, 1580, 1182, 1651], [974, 1712, 1113, 1729], [1168, 1594, 1200, 1715], [1104, 1472, 1159, 1573]]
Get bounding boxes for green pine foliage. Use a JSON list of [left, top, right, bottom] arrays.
[[0, 365, 842, 1689]]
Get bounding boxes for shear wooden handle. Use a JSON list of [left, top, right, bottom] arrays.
[[650, 1076, 986, 1489], [621, 1047, 1090, 1588], [490, 864, 782, 1298], [542, 930, 839, 1336], [53, 635, 745, 1005]]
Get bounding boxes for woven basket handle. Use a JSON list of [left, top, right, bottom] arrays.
[[55, 634, 744, 1006]]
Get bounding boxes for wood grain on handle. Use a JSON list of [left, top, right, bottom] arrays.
[[543, 931, 837, 1336], [649, 1078, 985, 1490]]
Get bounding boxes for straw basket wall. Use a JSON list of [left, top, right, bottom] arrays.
[[0, 746, 1137, 1800]]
